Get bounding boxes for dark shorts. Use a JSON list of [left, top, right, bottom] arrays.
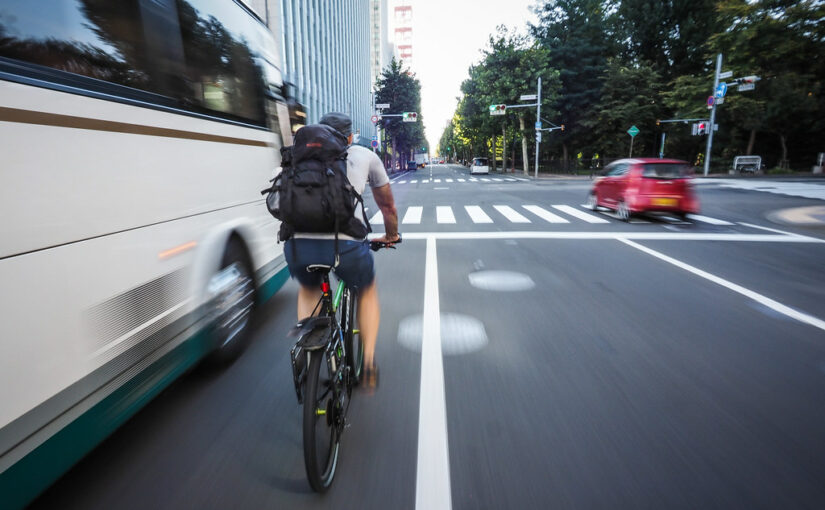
[[284, 238, 375, 291]]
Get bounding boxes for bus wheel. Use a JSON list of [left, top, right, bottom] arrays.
[[206, 238, 256, 365]]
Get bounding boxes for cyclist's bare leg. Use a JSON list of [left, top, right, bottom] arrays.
[[297, 284, 322, 320], [357, 280, 379, 368]]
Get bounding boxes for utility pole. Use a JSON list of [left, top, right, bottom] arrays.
[[704, 54, 722, 176], [534, 76, 541, 179]]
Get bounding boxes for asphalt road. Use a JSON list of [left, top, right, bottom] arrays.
[[32, 164, 825, 509]]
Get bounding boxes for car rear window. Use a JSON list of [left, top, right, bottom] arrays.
[[642, 164, 690, 178], [473, 158, 488, 166]]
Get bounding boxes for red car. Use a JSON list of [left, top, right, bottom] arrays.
[[587, 158, 700, 221]]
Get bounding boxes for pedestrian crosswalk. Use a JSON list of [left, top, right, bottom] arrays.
[[391, 177, 525, 185], [364, 203, 736, 229]]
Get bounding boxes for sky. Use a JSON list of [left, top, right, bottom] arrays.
[[406, 0, 539, 152]]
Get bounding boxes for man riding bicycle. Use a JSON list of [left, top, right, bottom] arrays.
[[283, 112, 399, 389]]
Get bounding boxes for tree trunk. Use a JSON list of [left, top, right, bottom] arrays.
[[520, 116, 529, 176], [779, 134, 789, 168], [491, 134, 497, 172], [391, 136, 398, 172], [746, 129, 756, 155], [562, 143, 569, 173], [502, 124, 507, 172]]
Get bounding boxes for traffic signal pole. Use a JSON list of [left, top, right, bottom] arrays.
[[535, 77, 541, 179], [704, 54, 722, 176]]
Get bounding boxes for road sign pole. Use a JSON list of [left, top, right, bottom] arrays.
[[534, 76, 541, 179], [659, 132, 666, 159], [704, 53, 722, 176], [629, 135, 635, 158], [372, 92, 378, 153]]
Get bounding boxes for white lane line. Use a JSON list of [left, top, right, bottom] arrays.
[[436, 206, 456, 224], [399, 180, 408, 184], [523, 205, 570, 223], [506, 178, 517, 182], [411, 180, 418, 184], [493, 178, 503, 182], [422, 179, 430, 183], [464, 205, 493, 223], [369, 210, 383, 225], [494, 205, 531, 223], [416, 237, 452, 510], [457, 179, 466, 182], [738, 222, 808, 237], [380, 231, 824, 242], [446, 179, 454, 183], [434, 179, 442, 183], [687, 214, 734, 225], [403, 206, 423, 224], [618, 238, 825, 333], [552, 205, 610, 224], [470, 178, 478, 182], [480, 178, 491, 182]]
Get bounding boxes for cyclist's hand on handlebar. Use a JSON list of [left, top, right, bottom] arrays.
[[370, 233, 402, 251]]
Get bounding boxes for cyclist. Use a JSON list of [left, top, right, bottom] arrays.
[[284, 112, 399, 389]]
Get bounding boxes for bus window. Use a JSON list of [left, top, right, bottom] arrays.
[[176, 0, 267, 126]]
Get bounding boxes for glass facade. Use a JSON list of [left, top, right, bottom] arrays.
[[277, 0, 372, 144]]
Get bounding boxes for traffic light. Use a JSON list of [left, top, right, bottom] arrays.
[[656, 119, 661, 126], [489, 104, 506, 115], [560, 124, 565, 132], [402, 112, 418, 122], [697, 122, 707, 135], [421, 147, 427, 152]]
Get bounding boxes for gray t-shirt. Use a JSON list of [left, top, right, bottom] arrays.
[[293, 144, 390, 240]]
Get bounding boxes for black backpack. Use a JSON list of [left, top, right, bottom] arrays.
[[261, 124, 371, 261]]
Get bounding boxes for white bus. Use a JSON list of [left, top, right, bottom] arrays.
[[0, 1, 291, 506]]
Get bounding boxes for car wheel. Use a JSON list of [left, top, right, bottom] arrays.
[[586, 192, 597, 210], [617, 200, 631, 222], [206, 238, 256, 365]]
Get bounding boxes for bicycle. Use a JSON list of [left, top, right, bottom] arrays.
[[288, 237, 401, 492]]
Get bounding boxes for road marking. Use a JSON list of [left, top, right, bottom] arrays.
[[552, 205, 610, 224], [434, 179, 442, 183], [436, 206, 456, 224], [369, 210, 383, 225], [493, 178, 503, 182], [523, 205, 570, 223], [618, 238, 825, 333], [494, 205, 531, 223], [687, 214, 734, 225], [470, 178, 478, 182], [379, 231, 824, 242], [422, 179, 430, 183], [506, 178, 517, 182], [458, 179, 466, 182], [480, 178, 491, 182], [738, 222, 808, 237], [410, 180, 418, 184], [434, 187, 449, 190], [464, 205, 494, 223], [403, 206, 423, 224], [416, 237, 452, 510], [446, 179, 454, 183], [399, 180, 407, 184]]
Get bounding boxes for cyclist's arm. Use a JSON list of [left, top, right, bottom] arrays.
[[372, 183, 399, 242]]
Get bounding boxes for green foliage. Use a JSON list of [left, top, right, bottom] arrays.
[[375, 58, 426, 159], [441, 0, 824, 171]]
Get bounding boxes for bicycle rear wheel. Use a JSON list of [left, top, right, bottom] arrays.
[[302, 349, 340, 492], [341, 288, 364, 383]]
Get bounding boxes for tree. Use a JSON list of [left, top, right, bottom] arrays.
[[374, 58, 426, 170]]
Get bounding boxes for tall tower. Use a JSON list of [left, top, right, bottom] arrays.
[[393, 2, 413, 71]]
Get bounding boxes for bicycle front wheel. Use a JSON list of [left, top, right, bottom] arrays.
[[302, 350, 340, 492]]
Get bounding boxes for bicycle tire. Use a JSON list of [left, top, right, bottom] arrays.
[[302, 350, 340, 492], [341, 288, 364, 383]]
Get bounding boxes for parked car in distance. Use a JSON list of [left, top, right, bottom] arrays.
[[586, 158, 699, 221], [470, 157, 489, 174]]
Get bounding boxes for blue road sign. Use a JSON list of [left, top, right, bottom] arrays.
[[535, 121, 542, 130], [715, 82, 727, 98], [371, 140, 379, 148]]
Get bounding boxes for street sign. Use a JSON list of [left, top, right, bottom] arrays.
[[719, 70, 733, 79], [707, 96, 715, 106], [738, 83, 755, 92], [716, 97, 724, 105], [489, 104, 506, 115], [371, 115, 379, 124], [535, 121, 542, 130], [715, 82, 727, 98], [535, 132, 542, 143], [520, 94, 537, 101], [375, 103, 390, 109], [627, 125, 640, 137], [371, 140, 379, 148]]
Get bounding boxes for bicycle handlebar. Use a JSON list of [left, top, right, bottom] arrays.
[[369, 235, 402, 251]]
